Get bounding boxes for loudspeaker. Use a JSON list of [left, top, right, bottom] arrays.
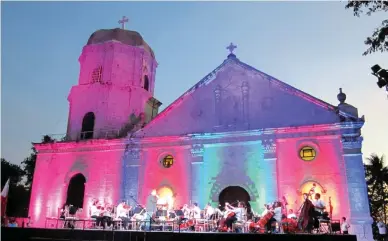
[[331, 221, 341, 232]]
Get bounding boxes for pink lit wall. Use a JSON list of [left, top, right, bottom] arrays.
[[28, 140, 125, 227], [277, 135, 349, 220], [139, 145, 191, 208]]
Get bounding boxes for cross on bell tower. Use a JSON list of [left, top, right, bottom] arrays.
[[118, 16, 129, 29], [226, 42, 237, 58]]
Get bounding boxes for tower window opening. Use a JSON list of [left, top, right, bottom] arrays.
[[81, 112, 95, 140], [144, 75, 150, 91], [91, 66, 102, 83]]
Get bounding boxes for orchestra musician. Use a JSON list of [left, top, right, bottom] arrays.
[[204, 203, 215, 219], [101, 204, 114, 229], [191, 203, 201, 219], [266, 201, 282, 232], [312, 193, 326, 228], [90, 200, 104, 228], [297, 193, 315, 233], [59, 204, 68, 219], [181, 204, 191, 220], [144, 189, 159, 231], [116, 201, 131, 230], [287, 209, 297, 219], [224, 202, 244, 232]]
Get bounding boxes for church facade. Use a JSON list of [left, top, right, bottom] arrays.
[[29, 27, 373, 240]]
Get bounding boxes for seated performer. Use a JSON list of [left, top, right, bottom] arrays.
[[205, 203, 215, 219], [312, 193, 326, 215], [181, 204, 190, 221], [287, 209, 297, 219], [224, 202, 244, 232], [191, 203, 201, 219], [90, 200, 104, 228], [312, 193, 326, 228], [266, 201, 282, 232], [116, 201, 131, 230]]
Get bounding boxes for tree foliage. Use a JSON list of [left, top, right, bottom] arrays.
[[364, 154, 388, 240], [345, 1, 388, 55], [1, 158, 25, 188], [1, 159, 29, 217], [21, 135, 53, 188], [21, 148, 37, 189]]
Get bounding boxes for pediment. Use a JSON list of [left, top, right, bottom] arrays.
[[134, 57, 340, 138]]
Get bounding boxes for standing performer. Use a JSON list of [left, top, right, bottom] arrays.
[[144, 189, 159, 231], [297, 193, 315, 233]]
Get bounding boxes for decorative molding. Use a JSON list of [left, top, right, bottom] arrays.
[[341, 136, 363, 150], [35, 122, 362, 154], [262, 139, 276, 154], [190, 144, 204, 157]]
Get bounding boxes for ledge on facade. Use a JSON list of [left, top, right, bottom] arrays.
[[33, 129, 129, 151], [133, 121, 364, 146], [33, 137, 127, 153]]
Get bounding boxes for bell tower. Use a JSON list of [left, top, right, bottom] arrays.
[[67, 19, 162, 140]]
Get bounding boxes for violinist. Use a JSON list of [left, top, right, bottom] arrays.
[[181, 204, 191, 219], [90, 200, 104, 228], [116, 201, 131, 230], [191, 203, 201, 219]]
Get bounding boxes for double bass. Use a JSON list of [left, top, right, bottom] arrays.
[[297, 194, 315, 232]]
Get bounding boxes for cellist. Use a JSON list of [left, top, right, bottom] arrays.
[[297, 193, 315, 233]]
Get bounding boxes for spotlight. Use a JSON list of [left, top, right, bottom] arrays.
[[371, 64, 388, 89]]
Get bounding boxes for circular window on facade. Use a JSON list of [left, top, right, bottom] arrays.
[[299, 146, 317, 161], [161, 155, 174, 168]]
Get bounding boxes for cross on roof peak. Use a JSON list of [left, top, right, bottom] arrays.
[[226, 43, 237, 54], [118, 16, 129, 30]]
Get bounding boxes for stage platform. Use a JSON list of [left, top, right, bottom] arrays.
[[1, 227, 357, 241]]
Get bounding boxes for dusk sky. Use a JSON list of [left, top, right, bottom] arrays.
[[1, 1, 387, 165]]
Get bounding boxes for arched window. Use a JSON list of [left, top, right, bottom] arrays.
[[144, 75, 150, 91], [161, 155, 174, 168], [91, 66, 102, 83], [66, 173, 86, 209], [81, 112, 95, 140]]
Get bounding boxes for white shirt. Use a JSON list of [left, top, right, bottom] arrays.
[[234, 207, 244, 221], [90, 205, 99, 216], [116, 204, 128, 218], [312, 199, 325, 213], [193, 206, 201, 219], [341, 222, 350, 232], [182, 207, 190, 218], [273, 207, 282, 222], [206, 206, 214, 217], [378, 222, 386, 234], [287, 213, 297, 219]]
